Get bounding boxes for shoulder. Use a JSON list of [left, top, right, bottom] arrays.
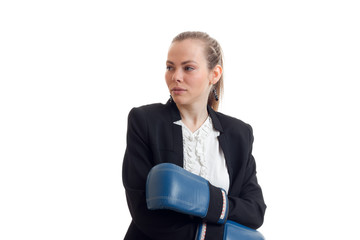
[[128, 102, 173, 126], [213, 110, 254, 141], [216, 111, 252, 132], [129, 103, 168, 117]]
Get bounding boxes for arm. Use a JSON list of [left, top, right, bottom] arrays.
[[146, 163, 229, 224], [227, 124, 266, 229], [145, 156, 266, 238], [194, 124, 266, 239], [122, 107, 198, 240], [228, 156, 266, 229]]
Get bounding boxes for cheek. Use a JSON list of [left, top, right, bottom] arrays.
[[165, 72, 171, 86], [194, 73, 210, 88]]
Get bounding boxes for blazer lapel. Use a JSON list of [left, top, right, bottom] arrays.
[[168, 100, 184, 167], [217, 133, 233, 183]]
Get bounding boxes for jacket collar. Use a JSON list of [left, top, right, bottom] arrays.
[[166, 99, 223, 133]]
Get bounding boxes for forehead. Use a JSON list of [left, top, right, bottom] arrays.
[[167, 39, 206, 63]]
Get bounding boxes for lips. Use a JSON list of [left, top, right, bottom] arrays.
[[171, 87, 187, 95]]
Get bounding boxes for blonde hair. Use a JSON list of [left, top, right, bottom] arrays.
[[172, 31, 224, 111]]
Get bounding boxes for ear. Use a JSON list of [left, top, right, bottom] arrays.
[[210, 65, 223, 85]]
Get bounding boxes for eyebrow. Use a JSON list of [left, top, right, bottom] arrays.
[[166, 60, 198, 65]]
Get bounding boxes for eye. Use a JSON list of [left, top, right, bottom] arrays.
[[184, 66, 195, 71], [166, 65, 174, 71]]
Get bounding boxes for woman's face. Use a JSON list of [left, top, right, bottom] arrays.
[[165, 39, 215, 107]]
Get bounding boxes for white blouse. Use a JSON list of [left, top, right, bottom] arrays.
[[174, 116, 230, 193]]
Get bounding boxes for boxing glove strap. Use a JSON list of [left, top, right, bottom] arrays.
[[204, 184, 228, 224], [218, 189, 228, 224], [195, 222, 225, 240], [195, 222, 207, 240]]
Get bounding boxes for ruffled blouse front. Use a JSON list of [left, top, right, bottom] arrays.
[[174, 116, 230, 192]]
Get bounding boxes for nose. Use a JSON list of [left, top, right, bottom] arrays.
[[172, 69, 183, 82]]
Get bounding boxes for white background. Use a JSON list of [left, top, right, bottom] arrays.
[[1, 0, 359, 239]]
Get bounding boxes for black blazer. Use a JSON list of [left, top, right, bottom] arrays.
[[122, 100, 266, 240]]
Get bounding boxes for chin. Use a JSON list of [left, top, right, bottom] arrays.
[[172, 96, 189, 105]]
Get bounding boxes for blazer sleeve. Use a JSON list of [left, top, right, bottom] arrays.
[[227, 124, 266, 229], [122, 107, 198, 240]]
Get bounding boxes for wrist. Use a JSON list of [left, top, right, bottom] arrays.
[[203, 184, 228, 224]]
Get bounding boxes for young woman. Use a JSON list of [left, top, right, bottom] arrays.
[[122, 31, 266, 240]]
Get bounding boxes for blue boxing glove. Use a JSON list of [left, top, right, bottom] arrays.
[[196, 221, 265, 240], [146, 163, 228, 224], [223, 221, 265, 240]]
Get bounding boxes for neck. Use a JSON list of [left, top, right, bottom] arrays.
[[176, 102, 208, 133]]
